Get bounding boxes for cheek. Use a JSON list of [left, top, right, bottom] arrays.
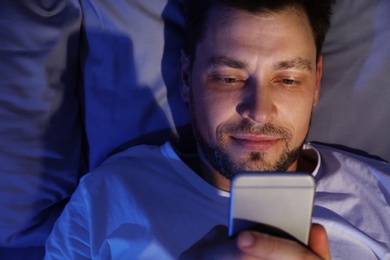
[[280, 97, 313, 141], [191, 90, 237, 140]]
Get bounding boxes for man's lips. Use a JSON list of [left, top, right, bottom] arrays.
[[230, 134, 281, 151]]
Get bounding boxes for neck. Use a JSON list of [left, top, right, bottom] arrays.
[[174, 144, 318, 192], [198, 156, 231, 191], [173, 144, 231, 191]]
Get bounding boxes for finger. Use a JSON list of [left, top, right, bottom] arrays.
[[309, 224, 331, 260], [237, 231, 321, 260]]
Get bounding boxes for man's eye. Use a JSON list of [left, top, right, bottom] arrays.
[[282, 79, 296, 85], [224, 77, 238, 84], [208, 74, 246, 88]]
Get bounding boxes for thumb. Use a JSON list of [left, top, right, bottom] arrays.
[[309, 223, 331, 260]]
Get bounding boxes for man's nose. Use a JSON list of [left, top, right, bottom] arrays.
[[237, 81, 277, 123]]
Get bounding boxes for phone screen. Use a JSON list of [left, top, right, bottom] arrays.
[[228, 172, 315, 245]]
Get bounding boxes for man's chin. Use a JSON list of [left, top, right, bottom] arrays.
[[228, 149, 277, 164], [224, 147, 300, 174], [220, 153, 277, 174]]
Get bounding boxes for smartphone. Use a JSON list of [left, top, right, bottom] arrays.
[[228, 172, 316, 245]]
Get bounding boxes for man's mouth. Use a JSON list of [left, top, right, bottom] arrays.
[[230, 133, 281, 151]]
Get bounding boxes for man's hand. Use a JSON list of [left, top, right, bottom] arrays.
[[179, 224, 330, 259]]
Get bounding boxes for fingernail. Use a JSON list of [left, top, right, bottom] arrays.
[[238, 232, 255, 248]]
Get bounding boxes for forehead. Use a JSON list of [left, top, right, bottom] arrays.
[[205, 4, 312, 35], [196, 5, 316, 62]]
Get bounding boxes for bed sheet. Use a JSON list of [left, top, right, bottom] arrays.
[[0, 0, 389, 258]]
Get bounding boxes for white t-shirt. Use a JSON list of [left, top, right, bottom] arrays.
[[45, 142, 390, 259]]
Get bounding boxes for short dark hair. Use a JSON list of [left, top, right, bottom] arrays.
[[182, 0, 335, 65]]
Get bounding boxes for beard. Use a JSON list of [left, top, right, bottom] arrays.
[[188, 85, 307, 180], [193, 119, 304, 179]]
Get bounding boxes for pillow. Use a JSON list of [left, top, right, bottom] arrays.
[[81, 0, 390, 164], [81, 0, 190, 169], [0, 0, 84, 252], [1, 0, 389, 258], [308, 0, 390, 162]]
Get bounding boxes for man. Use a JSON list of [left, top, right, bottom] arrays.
[[45, 0, 390, 259]]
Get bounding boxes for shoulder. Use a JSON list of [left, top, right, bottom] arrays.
[[311, 143, 390, 257], [311, 142, 390, 205], [312, 142, 390, 217], [311, 142, 390, 175], [101, 143, 166, 168], [74, 143, 176, 198]]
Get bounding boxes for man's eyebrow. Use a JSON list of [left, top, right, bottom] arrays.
[[208, 56, 248, 70], [273, 58, 313, 72]]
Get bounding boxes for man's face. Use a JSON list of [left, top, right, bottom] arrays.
[[180, 6, 322, 185]]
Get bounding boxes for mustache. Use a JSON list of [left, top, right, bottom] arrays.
[[219, 120, 292, 140]]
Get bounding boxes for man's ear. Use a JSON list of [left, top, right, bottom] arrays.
[[179, 50, 191, 102], [313, 55, 322, 107]]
